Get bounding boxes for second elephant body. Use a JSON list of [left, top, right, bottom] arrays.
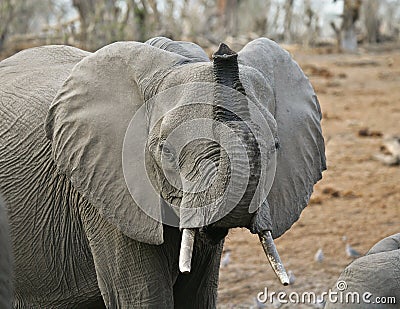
[[0, 197, 12, 309], [326, 233, 400, 309]]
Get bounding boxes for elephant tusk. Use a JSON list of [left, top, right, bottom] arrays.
[[258, 230, 290, 286], [179, 229, 196, 274]]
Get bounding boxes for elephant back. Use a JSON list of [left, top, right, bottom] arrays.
[[0, 46, 89, 142]]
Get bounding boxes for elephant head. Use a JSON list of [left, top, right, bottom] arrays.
[[45, 37, 326, 284]]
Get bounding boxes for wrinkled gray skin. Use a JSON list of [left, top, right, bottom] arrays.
[[0, 37, 325, 308], [0, 197, 13, 309], [326, 233, 400, 309]]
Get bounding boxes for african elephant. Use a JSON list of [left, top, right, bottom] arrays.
[[325, 233, 400, 309], [0, 37, 326, 308], [0, 197, 12, 309]]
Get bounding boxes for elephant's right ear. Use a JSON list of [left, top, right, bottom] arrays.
[[238, 38, 326, 239], [45, 42, 188, 245]]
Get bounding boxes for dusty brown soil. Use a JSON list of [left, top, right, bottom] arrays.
[[217, 46, 400, 308]]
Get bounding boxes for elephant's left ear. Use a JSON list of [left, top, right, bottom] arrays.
[[145, 37, 210, 62], [238, 38, 326, 239], [45, 42, 188, 245]]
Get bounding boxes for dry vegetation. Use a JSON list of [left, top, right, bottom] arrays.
[[1, 0, 400, 59]]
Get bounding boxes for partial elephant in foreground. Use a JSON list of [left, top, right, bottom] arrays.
[[326, 233, 400, 309], [0, 37, 325, 308], [0, 197, 12, 309]]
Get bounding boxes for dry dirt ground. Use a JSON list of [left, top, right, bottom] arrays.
[[217, 46, 400, 308]]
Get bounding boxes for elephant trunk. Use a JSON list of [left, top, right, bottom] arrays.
[[177, 44, 289, 285], [211, 43, 262, 229], [210, 43, 289, 286]]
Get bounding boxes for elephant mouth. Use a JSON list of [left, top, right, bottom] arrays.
[[177, 193, 289, 286], [179, 226, 289, 286], [200, 225, 229, 245]]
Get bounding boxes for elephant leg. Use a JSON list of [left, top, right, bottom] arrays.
[[173, 236, 224, 309], [78, 203, 181, 309]]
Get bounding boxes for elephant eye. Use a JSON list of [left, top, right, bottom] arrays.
[[162, 145, 171, 154], [160, 142, 175, 162]]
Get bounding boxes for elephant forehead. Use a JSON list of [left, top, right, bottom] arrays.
[[159, 62, 215, 92], [160, 104, 215, 139], [148, 63, 215, 134]]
